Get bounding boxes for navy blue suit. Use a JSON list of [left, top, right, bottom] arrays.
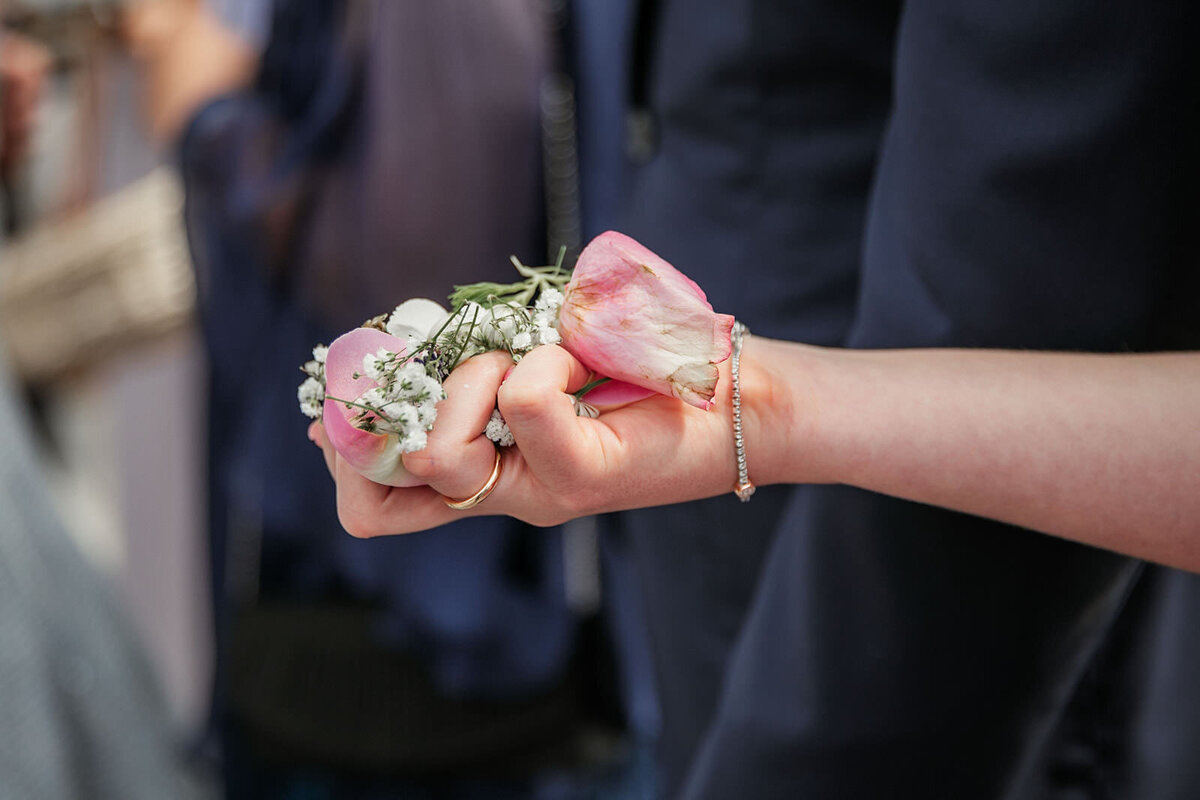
[[603, 0, 1200, 796]]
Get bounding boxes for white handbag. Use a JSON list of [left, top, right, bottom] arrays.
[[0, 168, 195, 383]]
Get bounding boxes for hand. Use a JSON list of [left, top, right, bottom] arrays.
[[117, 0, 257, 143], [310, 345, 746, 536]]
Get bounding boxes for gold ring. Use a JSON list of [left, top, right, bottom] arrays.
[[441, 449, 503, 511]]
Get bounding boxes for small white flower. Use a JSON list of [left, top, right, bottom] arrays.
[[298, 377, 325, 419], [511, 331, 533, 351], [388, 402, 427, 453], [396, 403, 421, 428], [492, 303, 527, 338], [535, 322, 561, 346], [415, 398, 439, 429], [454, 302, 488, 332], [426, 376, 448, 403], [362, 352, 384, 381], [395, 364, 436, 403], [485, 409, 515, 447], [398, 423, 428, 453], [387, 298, 451, 345], [360, 386, 383, 407], [535, 287, 564, 315], [474, 304, 508, 346], [304, 255, 573, 459]]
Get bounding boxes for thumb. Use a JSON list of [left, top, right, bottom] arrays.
[[498, 345, 596, 480]]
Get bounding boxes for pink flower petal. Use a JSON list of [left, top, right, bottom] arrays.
[[559, 231, 734, 410], [322, 327, 424, 487], [579, 379, 657, 411]]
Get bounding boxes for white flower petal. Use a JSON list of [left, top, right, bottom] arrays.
[[387, 298, 451, 342]]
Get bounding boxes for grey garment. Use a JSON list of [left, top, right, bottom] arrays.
[[0, 350, 212, 800]]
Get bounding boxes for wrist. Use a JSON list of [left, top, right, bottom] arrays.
[[737, 336, 839, 488]]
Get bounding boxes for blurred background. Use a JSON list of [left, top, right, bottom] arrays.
[[1, 0, 240, 738], [1, 1, 656, 798], [6, 3, 1200, 800]]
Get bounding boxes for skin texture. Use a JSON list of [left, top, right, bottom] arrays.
[[312, 340, 1200, 572]]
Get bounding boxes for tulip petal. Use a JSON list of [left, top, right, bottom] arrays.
[[322, 327, 424, 487], [579, 379, 656, 411], [559, 231, 734, 410]]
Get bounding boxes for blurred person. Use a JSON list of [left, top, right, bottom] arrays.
[[0, 338, 215, 800], [320, 1, 1200, 798], [119, 0, 260, 144], [125, 1, 644, 797], [0, 24, 212, 800]]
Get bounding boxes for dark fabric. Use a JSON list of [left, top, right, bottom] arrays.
[[573, 0, 665, 751], [686, 492, 1139, 799], [226, 603, 582, 775], [1027, 567, 1200, 800], [614, 0, 898, 793], [605, 0, 1200, 797], [612, 490, 791, 790]]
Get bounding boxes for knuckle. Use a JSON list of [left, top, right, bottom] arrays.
[[563, 486, 600, 519], [497, 380, 546, 422], [525, 512, 565, 528], [525, 485, 595, 527], [402, 434, 465, 482], [516, 504, 569, 528], [337, 501, 382, 539], [400, 448, 439, 482]]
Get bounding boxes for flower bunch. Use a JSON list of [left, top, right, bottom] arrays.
[[299, 254, 571, 483], [297, 345, 328, 419], [300, 232, 734, 486]]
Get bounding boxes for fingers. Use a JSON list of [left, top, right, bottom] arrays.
[[311, 420, 484, 536], [310, 350, 518, 534], [402, 350, 513, 499], [580, 379, 658, 412], [308, 421, 337, 478], [311, 346, 596, 536], [499, 345, 598, 484]]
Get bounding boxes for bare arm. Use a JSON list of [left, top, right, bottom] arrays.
[[120, 0, 258, 143], [312, 340, 1200, 570], [749, 339, 1200, 567]]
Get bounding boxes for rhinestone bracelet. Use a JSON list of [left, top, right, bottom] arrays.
[[731, 321, 755, 502]]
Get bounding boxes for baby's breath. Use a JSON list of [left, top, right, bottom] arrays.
[[300, 249, 575, 450], [485, 409, 515, 447], [297, 377, 325, 419]]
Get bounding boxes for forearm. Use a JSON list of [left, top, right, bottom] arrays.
[[743, 339, 1200, 568], [122, 0, 257, 143]]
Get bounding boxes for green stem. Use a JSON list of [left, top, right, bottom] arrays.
[[324, 395, 397, 424], [574, 376, 612, 399]]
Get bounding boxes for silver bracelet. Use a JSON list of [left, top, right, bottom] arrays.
[[731, 321, 755, 502]]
